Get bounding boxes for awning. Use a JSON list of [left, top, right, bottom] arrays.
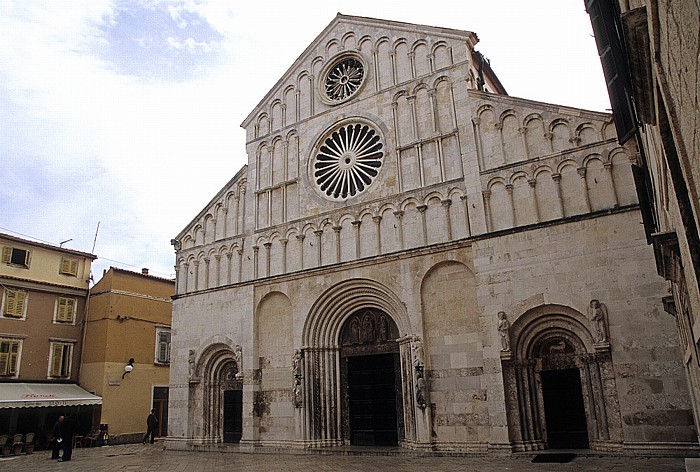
[[0, 383, 102, 409]]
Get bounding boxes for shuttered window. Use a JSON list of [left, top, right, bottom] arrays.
[[3, 288, 27, 318], [56, 297, 76, 323], [49, 342, 72, 378], [2, 246, 30, 268], [156, 329, 171, 364], [59, 258, 78, 276], [0, 340, 20, 376]]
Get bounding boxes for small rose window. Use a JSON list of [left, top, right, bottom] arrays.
[[323, 57, 365, 103]]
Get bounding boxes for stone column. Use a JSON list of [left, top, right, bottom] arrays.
[[551, 173, 565, 218], [577, 166, 592, 212], [604, 161, 619, 207], [252, 246, 259, 280], [352, 220, 361, 259], [214, 255, 221, 287], [460, 195, 472, 237], [193, 261, 199, 291], [519, 126, 529, 160], [333, 226, 342, 263], [528, 178, 540, 223], [472, 117, 484, 169], [441, 199, 453, 241], [226, 252, 232, 285], [264, 242, 272, 277], [544, 131, 554, 153], [240, 186, 247, 234], [506, 184, 516, 227], [407, 95, 418, 142], [237, 249, 243, 282], [482, 190, 493, 232], [297, 234, 305, 269], [280, 238, 288, 273], [314, 229, 323, 267], [428, 88, 438, 134], [495, 121, 506, 165], [174, 264, 180, 294], [233, 194, 240, 235], [183, 262, 189, 293], [394, 210, 405, 250], [372, 216, 382, 255], [222, 207, 228, 239], [417, 204, 428, 246]]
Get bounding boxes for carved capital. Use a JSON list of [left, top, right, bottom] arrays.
[[544, 132, 554, 141], [393, 210, 404, 219], [494, 122, 503, 130], [416, 204, 428, 213], [441, 199, 452, 208], [472, 116, 481, 126], [482, 190, 492, 199], [352, 220, 362, 227], [528, 178, 537, 188], [263, 242, 272, 249], [313, 229, 324, 236], [280, 238, 288, 245], [371, 216, 382, 223], [551, 173, 562, 183], [332, 225, 342, 233], [577, 167, 587, 178], [296, 234, 305, 241]]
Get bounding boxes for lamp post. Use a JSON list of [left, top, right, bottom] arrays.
[[122, 358, 135, 379]]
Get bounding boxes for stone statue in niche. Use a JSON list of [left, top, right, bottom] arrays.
[[412, 338, 424, 368], [188, 349, 196, 379], [293, 382, 303, 408], [378, 315, 388, 342], [233, 344, 243, 380], [587, 299, 608, 343], [497, 311, 511, 351], [292, 349, 302, 380], [415, 368, 427, 409], [292, 349, 303, 408], [349, 317, 360, 344], [361, 313, 375, 343]]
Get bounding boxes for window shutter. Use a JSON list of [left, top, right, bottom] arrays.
[[8, 342, 18, 375], [0, 341, 9, 375], [60, 259, 78, 276], [1, 247, 11, 263], [158, 331, 171, 363], [51, 344, 64, 377], [4, 289, 25, 317], [56, 297, 75, 322], [24, 249, 31, 267]]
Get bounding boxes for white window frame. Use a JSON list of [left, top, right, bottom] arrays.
[[0, 337, 22, 378], [54, 296, 77, 324], [48, 341, 74, 379], [1, 287, 28, 320], [155, 327, 171, 365]]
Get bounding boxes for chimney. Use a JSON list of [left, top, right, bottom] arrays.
[[142, 268, 149, 275]]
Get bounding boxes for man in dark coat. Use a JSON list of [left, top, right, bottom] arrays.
[[59, 414, 78, 461], [142, 409, 158, 444], [51, 416, 64, 460]]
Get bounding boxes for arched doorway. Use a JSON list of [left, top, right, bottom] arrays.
[[502, 306, 622, 452], [300, 278, 419, 448], [339, 309, 402, 446], [196, 345, 243, 444]]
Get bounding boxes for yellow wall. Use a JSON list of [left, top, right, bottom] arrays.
[[80, 268, 174, 436]]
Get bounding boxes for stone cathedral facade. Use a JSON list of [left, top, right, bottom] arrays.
[[167, 15, 698, 454]]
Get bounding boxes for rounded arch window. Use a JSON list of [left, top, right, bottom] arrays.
[[319, 53, 367, 105], [311, 122, 384, 201]]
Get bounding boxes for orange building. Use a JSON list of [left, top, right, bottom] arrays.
[[80, 267, 174, 443]]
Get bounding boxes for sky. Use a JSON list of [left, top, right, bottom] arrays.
[[0, 0, 610, 282]]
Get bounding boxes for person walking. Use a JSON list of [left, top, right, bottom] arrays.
[[59, 414, 77, 462], [142, 409, 158, 444], [51, 416, 64, 460]]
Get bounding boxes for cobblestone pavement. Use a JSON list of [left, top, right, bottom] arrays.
[[0, 442, 690, 471]]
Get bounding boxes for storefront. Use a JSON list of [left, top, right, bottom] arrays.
[[0, 383, 102, 450]]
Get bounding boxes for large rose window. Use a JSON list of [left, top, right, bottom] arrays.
[[312, 123, 384, 200]]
